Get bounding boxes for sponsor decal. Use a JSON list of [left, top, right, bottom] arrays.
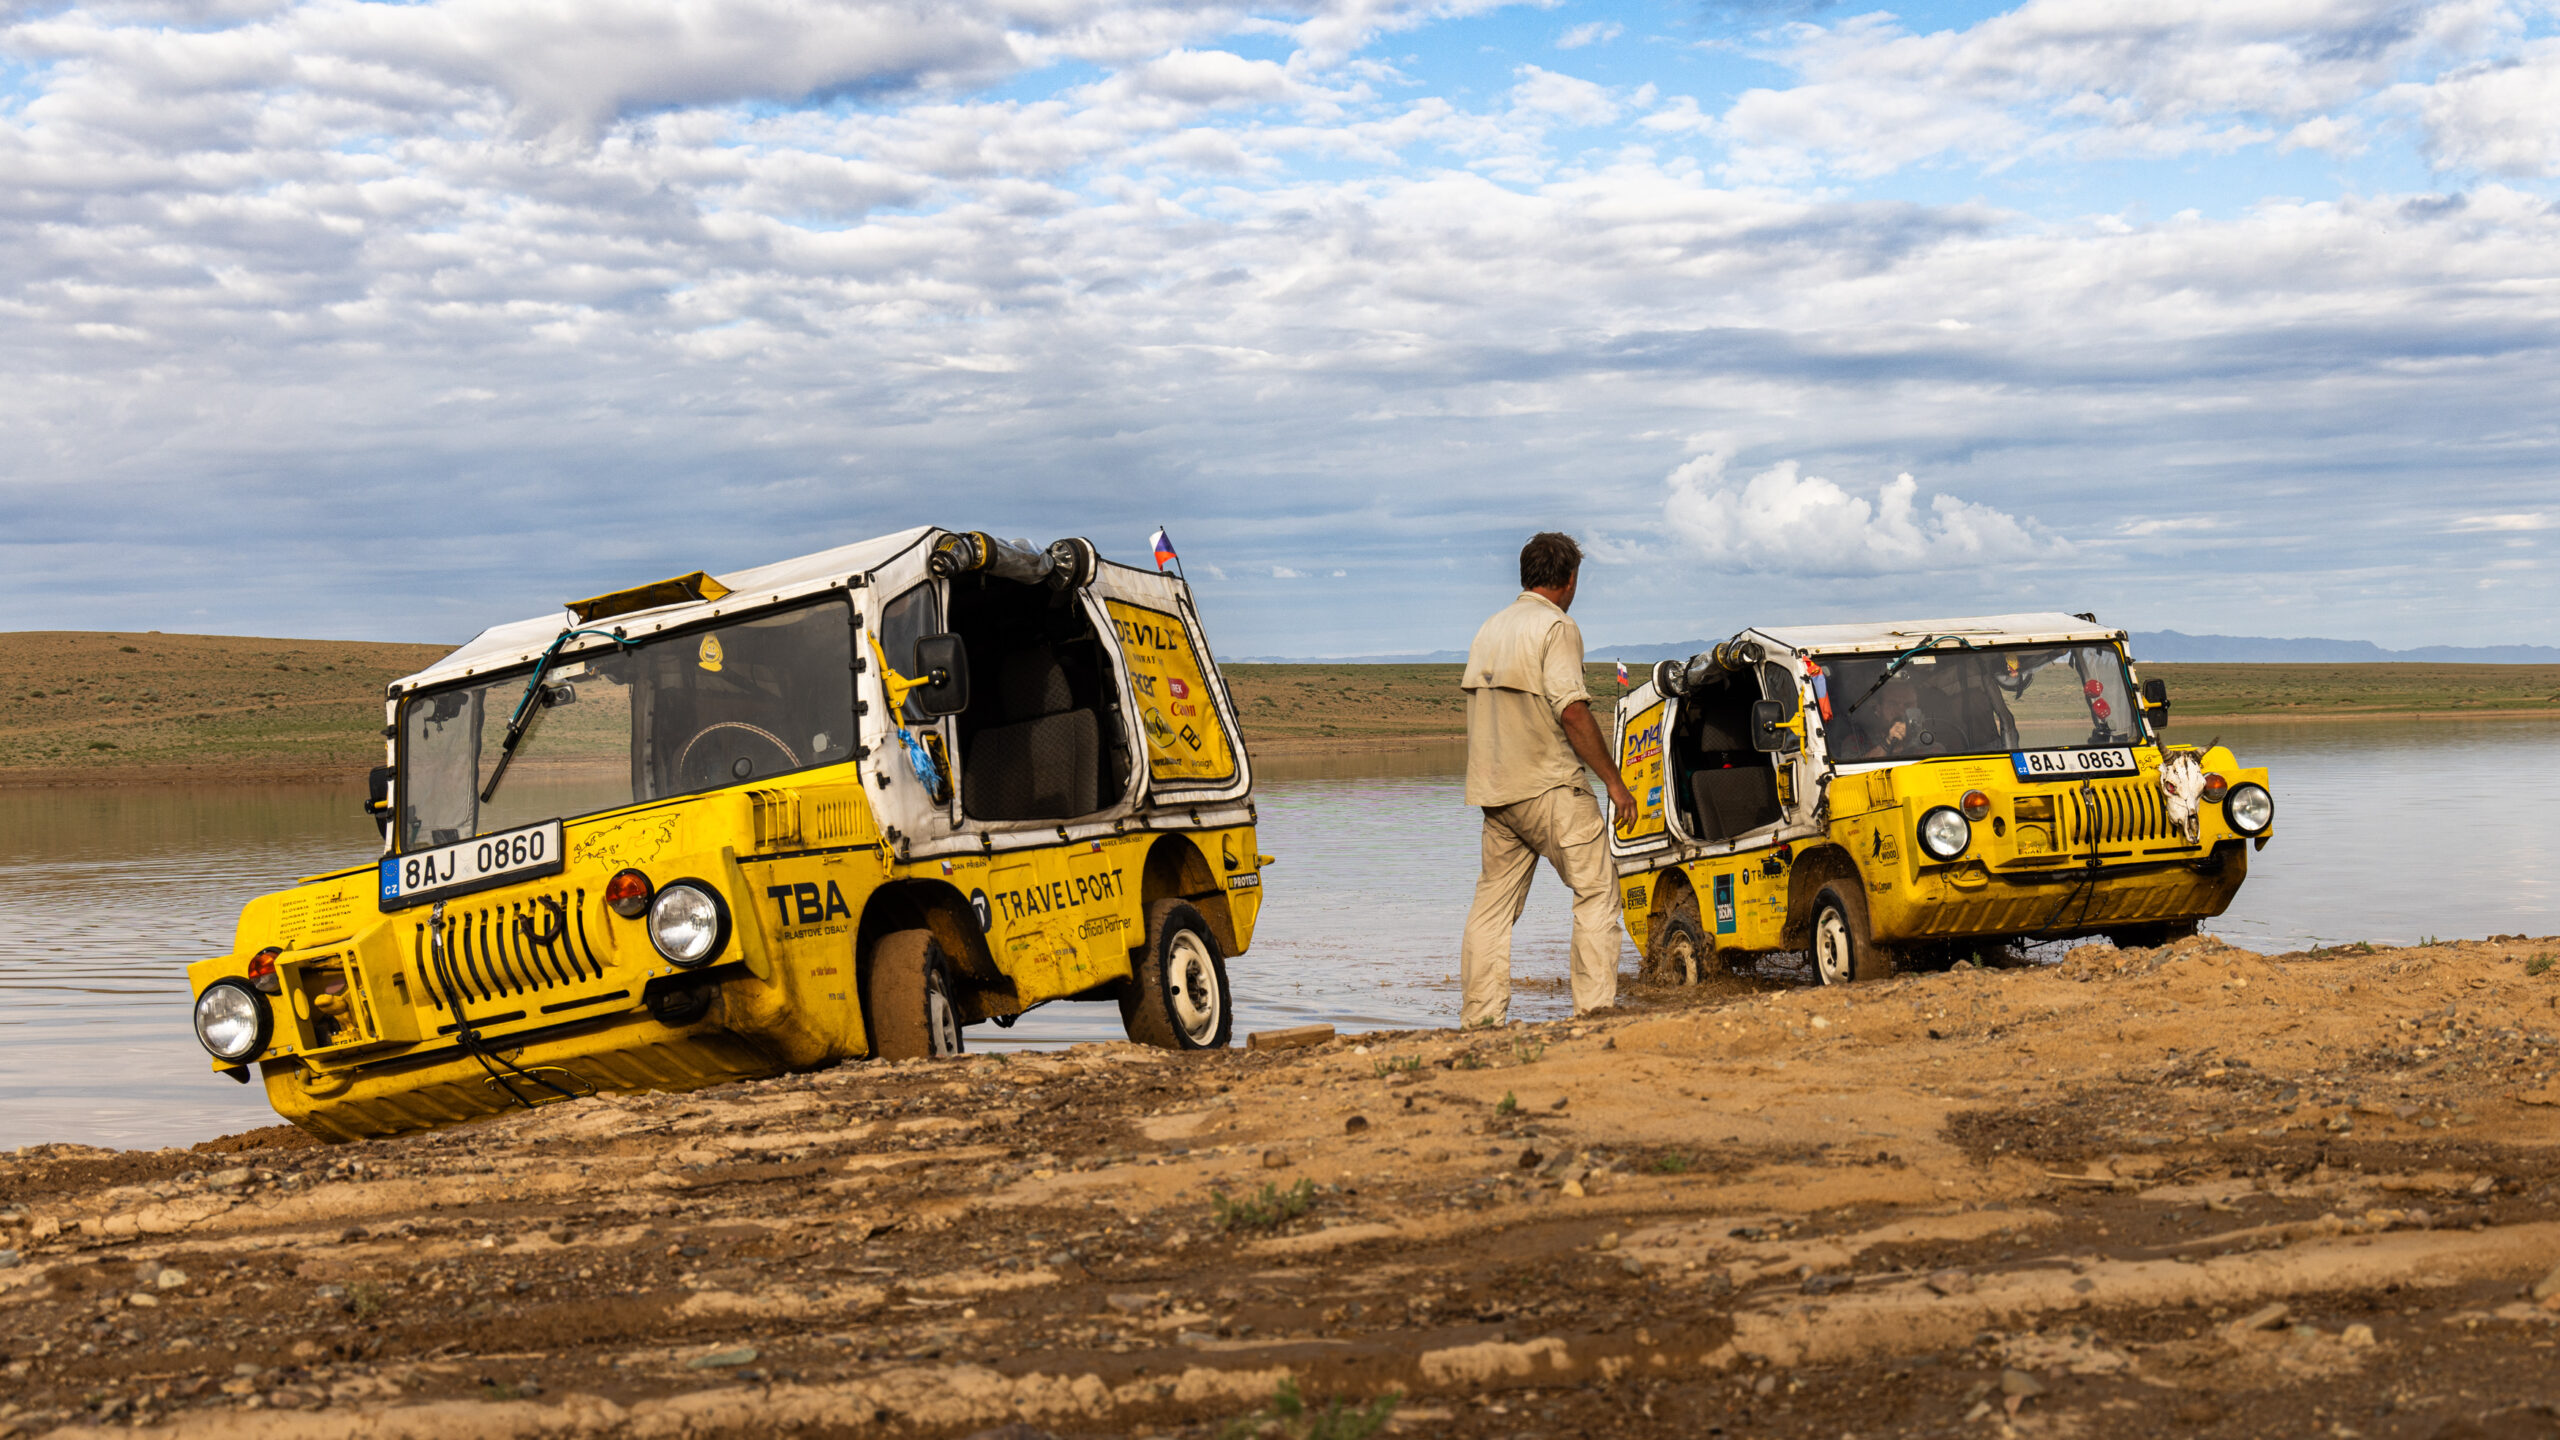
[[1713, 873, 1737, 935], [1110, 614, 1187, 653], [1168, 677, 1191, 699], [1129, 672, 1159, 696], [1079, 913, 1130, 939], [1622, 882, 1648, 909], [1179, 724, 1202, 751], [989, 866, 1127, 925], [763, 880, 854, 927], [969, 888, 992, 932], [1227, 872, 1261, 889], [1622, 719, 1663, 766]]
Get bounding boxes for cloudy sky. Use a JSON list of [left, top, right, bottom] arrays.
[[3, 0, 2555, 657]]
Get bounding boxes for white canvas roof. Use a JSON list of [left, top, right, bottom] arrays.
[[1745, 612, 2125, 656], [391, 527, 936, 692]]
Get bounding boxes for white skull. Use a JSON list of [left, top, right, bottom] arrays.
[[2159, 750, 2206, 845]]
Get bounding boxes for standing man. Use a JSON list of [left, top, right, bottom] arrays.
[[1457, 532, 1640, 1028]]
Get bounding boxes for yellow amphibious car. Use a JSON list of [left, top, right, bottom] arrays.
[[187, 528, 1266, 1140], [1612, 614, 2273, 985]]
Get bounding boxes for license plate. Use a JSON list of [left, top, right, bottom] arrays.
[[379, 820, 564, 911], [2011, 748, 2138, 780]]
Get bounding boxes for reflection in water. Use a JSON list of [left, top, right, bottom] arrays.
[[2, 718, 2553, 1150]]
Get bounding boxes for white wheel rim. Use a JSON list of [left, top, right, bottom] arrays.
[[1167, 930, 1222, 1044], [1814, 908, 1852, 985], [926, 978, 961, 1055]]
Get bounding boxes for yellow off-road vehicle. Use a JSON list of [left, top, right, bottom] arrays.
[[1611, 614, 2273, 985], [186, 528, 1265, 1140]]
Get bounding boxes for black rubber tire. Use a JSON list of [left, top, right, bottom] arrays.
[[863, 929, 964, 1060], [1648, 894, 1708, 986], [1810, 883, 1895, 986], [2105, 919, 2201, 951], [1119, 900, 1234, 1050]]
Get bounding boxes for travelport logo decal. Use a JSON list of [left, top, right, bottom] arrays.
[[990, 866, 1126, 924]]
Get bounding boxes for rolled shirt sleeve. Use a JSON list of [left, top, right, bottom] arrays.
[[1541, 615, 1590, 720]]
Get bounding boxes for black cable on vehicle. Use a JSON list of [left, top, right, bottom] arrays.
[[426, 901, 579, 1109]]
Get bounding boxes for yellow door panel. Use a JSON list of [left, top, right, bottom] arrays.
[[1106, 599, 1236, 785]]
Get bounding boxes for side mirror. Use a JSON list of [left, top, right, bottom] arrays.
[[2142, 676, 2170, 729], [1750, 699, 1800, 754], [908, 634, 971, 717], [364, 765, 394, 834]]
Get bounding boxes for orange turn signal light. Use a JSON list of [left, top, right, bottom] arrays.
[[1959, 789, 1993, 821], [606, 869, 655, 919], [245, 946, 282, 995], [2201, 772, 2229, 802]]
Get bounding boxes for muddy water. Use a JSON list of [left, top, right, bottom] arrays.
[[3, 719, 2554, 1151]]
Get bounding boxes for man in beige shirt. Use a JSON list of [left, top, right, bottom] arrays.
[[1457, 533, 1639, 1028]]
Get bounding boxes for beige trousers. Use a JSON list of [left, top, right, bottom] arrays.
[[1459, 783, 1622, 1028]]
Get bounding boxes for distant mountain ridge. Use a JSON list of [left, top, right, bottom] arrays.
[[1232, 631, 2560, 665]]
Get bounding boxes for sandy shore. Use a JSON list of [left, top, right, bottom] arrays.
[[6, 934, 2559, 1437]]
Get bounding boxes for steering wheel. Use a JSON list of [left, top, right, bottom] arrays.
[[675, 721, 801, 788]]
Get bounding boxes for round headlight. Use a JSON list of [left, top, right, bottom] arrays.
[[647, 882, 728, 967], [1918, 806, 1972, 861], [194, 979, 271, 1063], [2224, 783, 2274, 836]]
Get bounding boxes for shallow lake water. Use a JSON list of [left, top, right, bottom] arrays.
[[2, 720, 2553, 1151]]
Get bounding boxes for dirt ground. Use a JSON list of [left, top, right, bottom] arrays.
[[7, 935, 2560, 1439]]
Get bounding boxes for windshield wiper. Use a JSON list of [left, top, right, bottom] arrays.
[[479, 626, 633, 806], [1832, 634, 1977, 727]]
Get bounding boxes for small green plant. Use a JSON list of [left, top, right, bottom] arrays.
[[1495, 1091, 1519, 1115], [1371, 1054, 1423, 1078], [1211, 1178, 1317, 1232], [87, 741, 117, 751], [2528, 953, 2554, 978], [1452, 1051, 1486, 1071], [348, 1281, 388, 1320], [1651, 1151, 1693, 1174], [1511, 1037, 1547, 1064], [1218, 1377, 1400, 1440]]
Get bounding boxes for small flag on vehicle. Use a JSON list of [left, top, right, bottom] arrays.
[[1149, 527, 1177, 571], [1615, 659, 1629, 687]]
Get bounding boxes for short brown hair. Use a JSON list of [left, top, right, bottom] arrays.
[[1519, 532, 1582, 591]]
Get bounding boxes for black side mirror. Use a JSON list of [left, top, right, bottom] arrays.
[[909, 634, 971, 717], [1750, 699, 1800, 754], [364, 765, 394, 834], [2142, 676, 2170, 728]]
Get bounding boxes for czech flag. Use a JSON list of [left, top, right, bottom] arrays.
[[1615, 659, 1629, 687], [1149, 527, 1177, 571]]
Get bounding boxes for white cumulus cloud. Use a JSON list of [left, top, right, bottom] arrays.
[[1663, 455, 2066, 576], [1557, 20, 1621, 50]]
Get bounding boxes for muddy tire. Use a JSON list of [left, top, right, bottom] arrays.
[[1810, 883, 1894, 986], [1648, 895, 1709, 986], [1120, 900, 1233, 1050], [863, 929, 964, 1060], [2105, 919, 2200, 951]]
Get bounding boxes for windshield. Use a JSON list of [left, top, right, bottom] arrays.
[[1820, 643, 2137, 764], [401, 598, 856, 847]]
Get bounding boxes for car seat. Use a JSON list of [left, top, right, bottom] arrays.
[[963, 645, 1101, 821]]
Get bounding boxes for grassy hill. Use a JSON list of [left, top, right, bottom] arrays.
[[0, 632, 450, 785], [5, 633, 2555, 785]]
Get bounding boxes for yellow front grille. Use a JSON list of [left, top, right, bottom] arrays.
[[409, 889, 606, 1010], [2061, 777, 2180, 849]]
